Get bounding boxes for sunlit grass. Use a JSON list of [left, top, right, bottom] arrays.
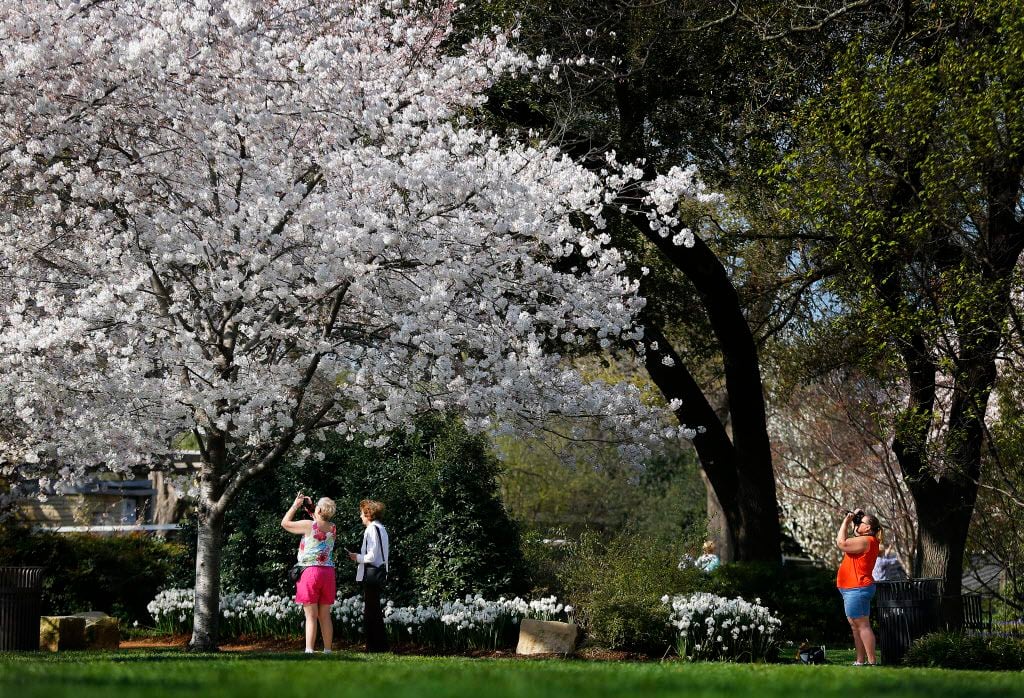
[[1, 649, 1022, 698]]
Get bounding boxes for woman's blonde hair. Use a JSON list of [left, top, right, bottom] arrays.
[[702, 540, 716, 554], [359, 499, 385, 521], [315, 497, 336, 521]]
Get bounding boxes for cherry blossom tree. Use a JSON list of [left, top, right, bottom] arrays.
[[0, 0, 699, 649]]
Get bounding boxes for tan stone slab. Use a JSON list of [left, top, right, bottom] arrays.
[[516, 618, 578, 655], [39, 616, 86, 652], [73, 613, 120, 650]]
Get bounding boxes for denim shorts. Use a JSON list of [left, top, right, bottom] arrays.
[[838, 584, 875, 618]]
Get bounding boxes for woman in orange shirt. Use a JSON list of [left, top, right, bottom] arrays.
[[836, 509, 881, 665]]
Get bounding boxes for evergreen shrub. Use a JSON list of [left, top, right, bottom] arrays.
[[703, 561, 849, 645], [0, 525, 189, 624], [185, 413, 530, 605], [903, 632, 1024, 670], [561, 529, 704, 654]]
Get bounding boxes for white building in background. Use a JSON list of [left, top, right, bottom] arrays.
[[13, 451, 201, 534]]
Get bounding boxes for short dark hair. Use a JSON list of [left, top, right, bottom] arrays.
[[862, 513, 882, 537]]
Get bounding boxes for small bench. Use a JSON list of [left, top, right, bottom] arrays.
[[962, 594, 993, 634]]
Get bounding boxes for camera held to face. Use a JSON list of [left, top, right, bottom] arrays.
[[847, 509, 864, 526]]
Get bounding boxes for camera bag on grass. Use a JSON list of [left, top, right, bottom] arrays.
[[798, 643, 827, 664]]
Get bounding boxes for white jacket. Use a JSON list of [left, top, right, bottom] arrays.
[[355, 521, 389, 582]]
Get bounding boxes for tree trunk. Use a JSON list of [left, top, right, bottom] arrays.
[[701, 469, 735, 563], [189, 492, 225, 651], [609, 80, 782, 564], [188, 441, 230, 652], [895, 332, 989, 631], [914, 493, 972, 630], [150, 470, 191, 537], [642, 321, 780, 562]]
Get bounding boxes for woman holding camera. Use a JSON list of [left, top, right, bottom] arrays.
[[836, 509, 882, 666], [282, 493, 337, 654]]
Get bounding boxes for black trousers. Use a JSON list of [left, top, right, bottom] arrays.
[[363, 582, 389, 652]]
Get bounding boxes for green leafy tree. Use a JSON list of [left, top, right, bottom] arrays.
[[778, 0, 1024, 625], [460, 0, 907, 562], [968, 361, 1024, 613], [497, 427, 705, 543]]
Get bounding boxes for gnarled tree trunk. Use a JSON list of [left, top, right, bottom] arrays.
[[614, 79, 781, 564]]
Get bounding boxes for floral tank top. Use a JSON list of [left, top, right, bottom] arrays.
[[297, 520, 336, 567]]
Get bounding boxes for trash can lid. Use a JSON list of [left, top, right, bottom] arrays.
[[0, 566, 46, 589]]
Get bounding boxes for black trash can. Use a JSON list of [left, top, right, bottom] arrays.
[[874, 577, 943, 666], [0, 566, 45, 651]]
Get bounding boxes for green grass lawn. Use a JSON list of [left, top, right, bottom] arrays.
[[1, 651, 1022, 698]]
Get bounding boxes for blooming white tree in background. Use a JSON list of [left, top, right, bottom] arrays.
[[0, 0, 700, 648], [769, 373, 917, 567]]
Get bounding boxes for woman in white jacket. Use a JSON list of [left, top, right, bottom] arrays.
[[347, 499, 389, 652]]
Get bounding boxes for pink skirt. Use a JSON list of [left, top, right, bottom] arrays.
[[295, 565, 336, 605]]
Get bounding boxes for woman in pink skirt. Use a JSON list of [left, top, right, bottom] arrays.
[[282, 493, 337, 653]]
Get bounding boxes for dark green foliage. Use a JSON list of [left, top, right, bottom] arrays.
[[0, 524, 189, 624], [518, 530, 572, 598], [193, 414, 529, 604], [703, 562, 849, 645], [499, 431, 706, 543], [903, 632, 1024, 670], [560, 529, 705, 654], [560, 555, 848, 652]]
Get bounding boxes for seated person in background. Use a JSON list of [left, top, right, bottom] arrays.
[[872, 544, 907, 581], [695, 540, 721, 573]]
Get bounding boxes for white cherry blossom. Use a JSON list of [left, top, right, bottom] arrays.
[[0, 0, 706, 648]]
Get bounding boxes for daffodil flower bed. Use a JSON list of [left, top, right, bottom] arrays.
[[662, 592, 782, 662], [148, 589, 574, 651]]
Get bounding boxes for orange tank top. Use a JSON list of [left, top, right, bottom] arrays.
[[836, 535, 879, 589]]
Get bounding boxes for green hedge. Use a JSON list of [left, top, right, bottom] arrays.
[[0, 526, 189, 624], [544, 534, 848, 655], [702, 562, 850, 646], [560, 529, 705, 654], [903, 632, 1024, 670], [181, 413, 530, 605]]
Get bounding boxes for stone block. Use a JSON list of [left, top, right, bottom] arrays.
[[516, 619, 578, 655], [39, 616, 86, 652], [73, 613, 120, 650]]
